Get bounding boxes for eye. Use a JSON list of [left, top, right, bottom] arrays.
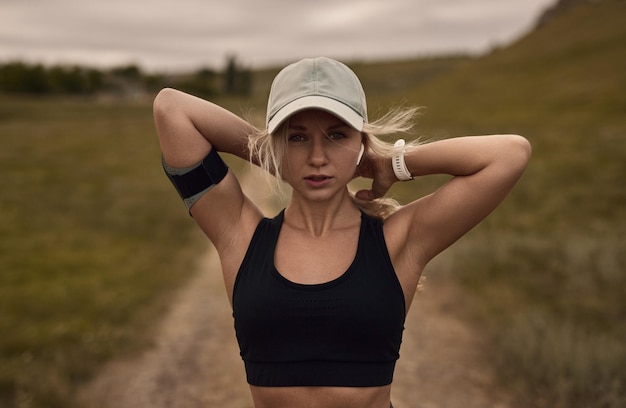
[[327, 131, 346, 140], [288, 134, 307, 142]]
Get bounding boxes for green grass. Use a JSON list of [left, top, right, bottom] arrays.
[[0, 96, 204, 407], [0, 95, 254, 408], [374, 1, 626, 406]]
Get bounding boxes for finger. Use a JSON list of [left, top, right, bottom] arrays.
[[355, 189, 374, 200], [369, 179, 388, 199]]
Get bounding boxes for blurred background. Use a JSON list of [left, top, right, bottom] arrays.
[[2, 0, 556, 72], [1, 0, 624, 407]]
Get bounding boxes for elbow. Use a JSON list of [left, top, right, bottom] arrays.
[[153, 87, 179, 120], [153, 88, 188, 156], [516, 135, 532, 167], [503, 134, 532, 170]]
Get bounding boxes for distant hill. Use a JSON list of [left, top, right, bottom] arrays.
[[536, 0, 592, 27], [401, 0, 625, 128], [331, 0, 623, 233], [402, 0, 625, 228], [385, 2, 625, 406]]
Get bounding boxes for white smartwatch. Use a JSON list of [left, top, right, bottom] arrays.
[[392, 139, 413, 181]]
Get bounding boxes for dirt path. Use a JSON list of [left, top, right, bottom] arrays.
[[77, 168, 515, 408]]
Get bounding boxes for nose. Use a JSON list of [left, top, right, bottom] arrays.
[[308, 137, 328, 167]]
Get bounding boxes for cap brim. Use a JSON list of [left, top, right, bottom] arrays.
[[267, 95, 364, 134]]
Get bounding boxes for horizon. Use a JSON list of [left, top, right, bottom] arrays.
[[0, 0, 558, 73]]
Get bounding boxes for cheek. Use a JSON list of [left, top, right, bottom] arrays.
[[284, 147, 308, 165], [332, 148, 359, 168], [281, 152, 302, 179]]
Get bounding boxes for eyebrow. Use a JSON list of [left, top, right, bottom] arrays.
[[288, 122, 350, 131]]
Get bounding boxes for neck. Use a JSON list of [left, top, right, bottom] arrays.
[[284, 190, 361, 237]]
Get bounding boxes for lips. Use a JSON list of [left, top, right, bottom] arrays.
[[305, 175, 330, 181], [304, 174, 332, 187]]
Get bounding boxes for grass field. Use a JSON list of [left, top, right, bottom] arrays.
[[0, 96, 205, 407], [1, 0, 624, 407], [368, 1, 625, 406]]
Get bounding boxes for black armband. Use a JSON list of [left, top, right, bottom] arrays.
[[162, 148, 229, 211]]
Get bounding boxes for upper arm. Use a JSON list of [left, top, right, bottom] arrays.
[[154, 88, 212, 167], [189, 172, 263, 252], [153, 88, 262, 252], [401, 135, 531, 264]]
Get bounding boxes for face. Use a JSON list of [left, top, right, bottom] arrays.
[[281, 109, 363, 202]]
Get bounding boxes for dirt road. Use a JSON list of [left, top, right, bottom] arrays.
[[78, 168, 515, 408]]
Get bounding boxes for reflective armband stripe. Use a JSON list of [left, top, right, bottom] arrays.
[[162, 148, 229, 211]]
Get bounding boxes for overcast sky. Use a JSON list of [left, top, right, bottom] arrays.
[[1, 0, 557, 72]]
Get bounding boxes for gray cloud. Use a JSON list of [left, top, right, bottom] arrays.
[[0, 0, 557, 72]]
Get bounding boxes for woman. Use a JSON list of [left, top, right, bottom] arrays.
[[153, 57, 531, 408]]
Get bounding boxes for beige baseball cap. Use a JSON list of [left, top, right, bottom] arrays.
[[266, 57, 368, 134]]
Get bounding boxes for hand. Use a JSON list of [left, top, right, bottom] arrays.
[[353, 151, 398, 200]]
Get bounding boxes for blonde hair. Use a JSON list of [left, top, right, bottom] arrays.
[[247, 106, 421, 219]]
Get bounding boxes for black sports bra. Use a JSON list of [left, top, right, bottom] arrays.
[[232, 210, 406, 387]]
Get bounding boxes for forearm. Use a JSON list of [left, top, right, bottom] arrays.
[[154, 88, 254, 167], [404, 134, 531, 179]]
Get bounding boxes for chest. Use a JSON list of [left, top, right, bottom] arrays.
[[274, 226, 359, 285], [274, 226, 359, 284], [232, 217, 407, 368]]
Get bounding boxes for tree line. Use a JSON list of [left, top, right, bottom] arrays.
[[0, 56, 251, 98]]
